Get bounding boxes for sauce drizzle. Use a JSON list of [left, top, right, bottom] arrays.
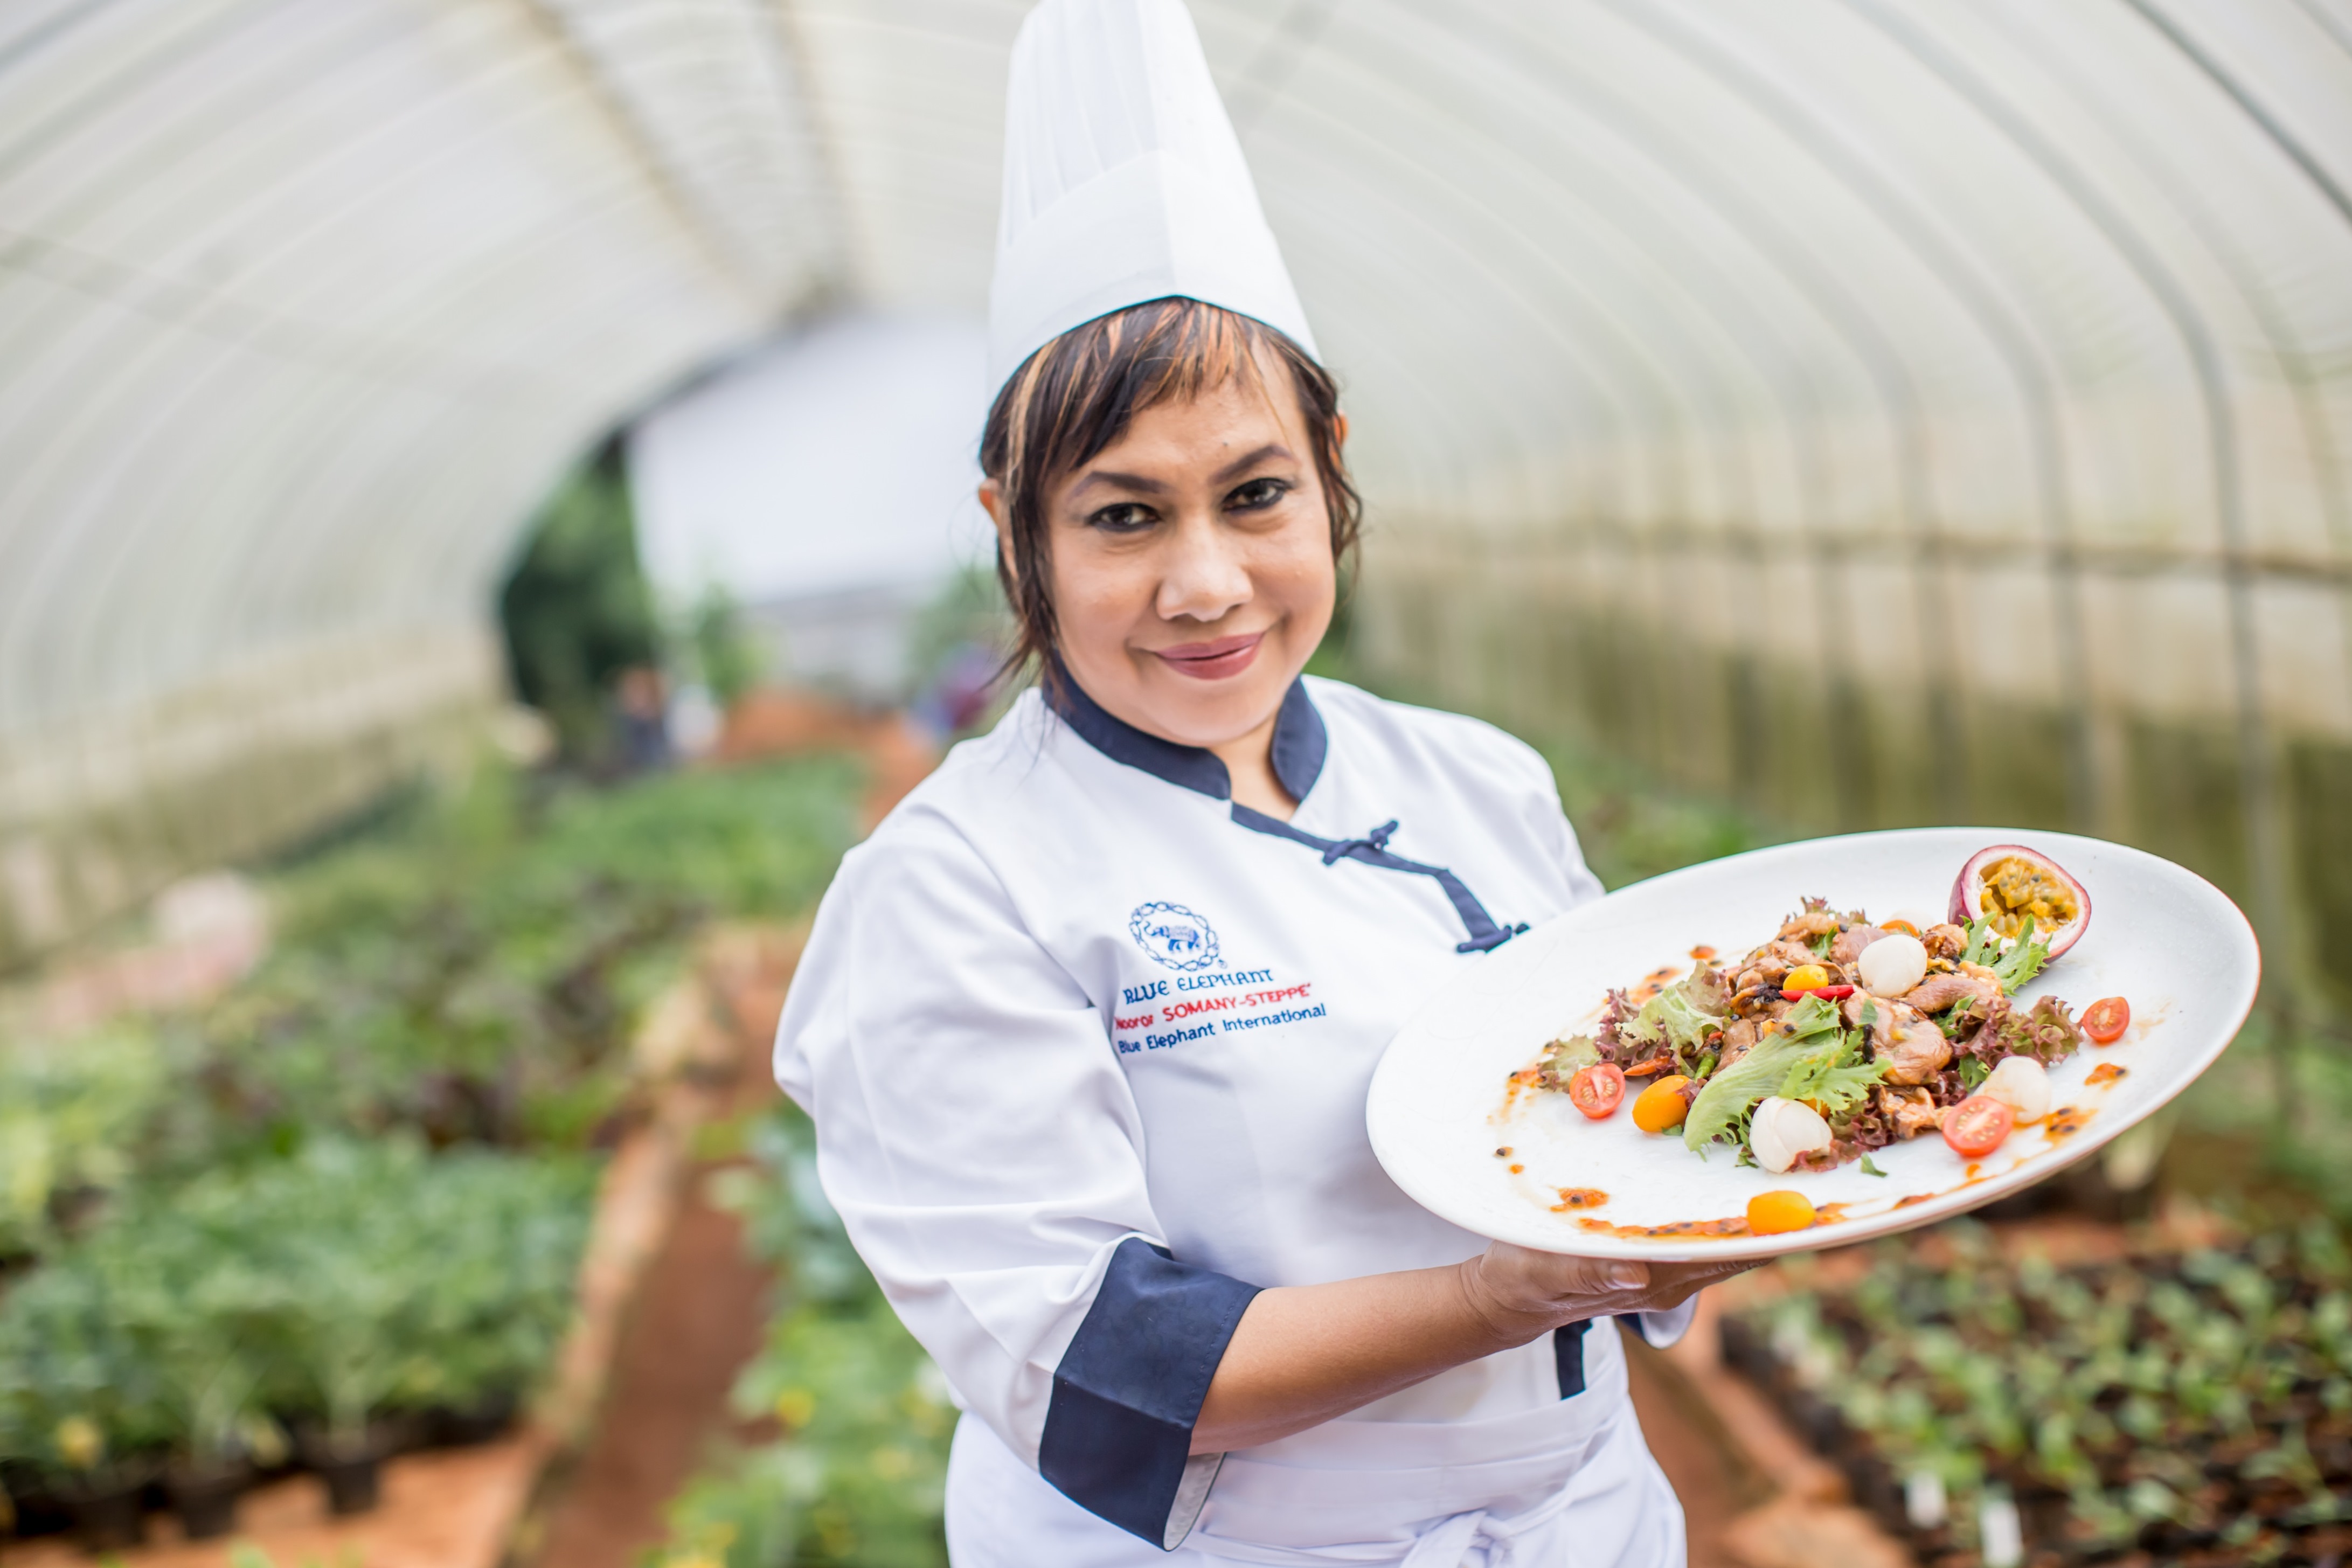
[[2044, 1105, 2093, 1138]]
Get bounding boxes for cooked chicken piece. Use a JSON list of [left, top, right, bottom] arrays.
[[1878, 1018, 1954, 1086], [1923, 922, 1968, 961], [1719, 1017, 1758, 1066], [1779, 910, 1842, 941], [1877, 1085, 1941, 1139], [1830, 924, 1886, 967], [1768, 938, 1821, 970], [1903, 970, 2000, 1015]]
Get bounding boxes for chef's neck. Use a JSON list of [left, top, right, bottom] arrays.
[[1208, 709, 1298, 822]]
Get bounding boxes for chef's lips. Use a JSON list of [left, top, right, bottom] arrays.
[[1153, 630, 1265, 681]]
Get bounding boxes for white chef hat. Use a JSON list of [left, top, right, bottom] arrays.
[[988, 0, 1319, 393]]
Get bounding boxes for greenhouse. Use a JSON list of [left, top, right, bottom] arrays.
[[3, 0, 2349, 1565]]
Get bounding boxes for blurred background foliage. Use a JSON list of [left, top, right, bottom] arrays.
[[499, 443, 665, 765], [0, 754, 866, 1541]]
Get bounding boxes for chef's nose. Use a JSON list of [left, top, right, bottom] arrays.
[[1155, 512, 1252, 623]]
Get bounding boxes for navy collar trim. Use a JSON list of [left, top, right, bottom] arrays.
[[1047, 664, 1328, 804]]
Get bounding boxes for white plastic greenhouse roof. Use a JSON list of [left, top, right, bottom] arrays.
[[3, 0, 2350, 949]]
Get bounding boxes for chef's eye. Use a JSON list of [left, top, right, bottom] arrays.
[[1087, 503, 1158, 533], [1226, 477, 1289, 512]]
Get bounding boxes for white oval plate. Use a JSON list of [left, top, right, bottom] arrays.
[[1366, 829, 2259, 1260]]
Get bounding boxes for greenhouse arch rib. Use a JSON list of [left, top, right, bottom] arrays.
[[1601, 0, 2097, 833], [1843, 0, 2289, 981], [1430, 0, 1970, 817], [2104, 0, 2352, 733]]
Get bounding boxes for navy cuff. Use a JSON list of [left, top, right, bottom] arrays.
[[1039, 1238, 1261, 1544]]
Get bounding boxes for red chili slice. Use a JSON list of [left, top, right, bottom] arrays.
[[1782, 984, 1855, 1001]]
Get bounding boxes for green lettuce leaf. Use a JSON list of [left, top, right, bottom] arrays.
[[1622, 976, 1724, 1058], [1683, 996, 1842, 1154], [1777, 1028, 1888, 1117], [1989, 917, 2052, 995]]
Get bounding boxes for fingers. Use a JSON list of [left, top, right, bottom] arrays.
[[1546, 1254, 1648, 1296]]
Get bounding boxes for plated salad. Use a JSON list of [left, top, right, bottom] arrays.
[[1523, 845, 2133, 1201]]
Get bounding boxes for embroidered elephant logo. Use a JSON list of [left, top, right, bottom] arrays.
[[1128, 902, 1221, 973]]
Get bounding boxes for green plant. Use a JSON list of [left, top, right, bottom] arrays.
[[0, 1025, 176, 1260], [0, 1137, 594, 1482], [0, 1249, 174, 1490], [686, 585, 765, 710], [1725, 1219, 2352, 1562], [650, 1107, 952, 1568], [499, 442, 663, 760]]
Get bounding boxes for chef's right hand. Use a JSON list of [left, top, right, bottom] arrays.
[[1458, 1241, 1757, 1345]]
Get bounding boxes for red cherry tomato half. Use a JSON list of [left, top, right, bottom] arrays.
[[2082, 996, 2131, 1045], [1567, 1063, 1627, 1120], [1782, 984, 1856, 1001], [1942, 1094, 2015, 1158]]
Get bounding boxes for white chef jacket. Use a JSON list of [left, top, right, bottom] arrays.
[[773, 673, 1694, 1564]]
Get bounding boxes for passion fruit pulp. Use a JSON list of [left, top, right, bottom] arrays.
[[1949, 844, 2090, 958]]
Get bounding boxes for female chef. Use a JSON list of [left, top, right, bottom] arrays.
[[773, 1, 1751, 1562]]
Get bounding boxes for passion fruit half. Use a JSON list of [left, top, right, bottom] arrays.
[[1949, 844, 2090, 958]]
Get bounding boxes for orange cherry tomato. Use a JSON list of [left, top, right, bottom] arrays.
[[1747, 1190, 1817, 1235], [1632, 1074, 1692, 1133], [1881, 919, 1920, 938], [2082, 996, 2131, 1045], [1784, 963, 1830, 993], [1942, 1094, 2015, 1158], [1567, 1063, 1627, 1120]]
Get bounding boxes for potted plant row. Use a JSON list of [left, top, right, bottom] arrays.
[[0, 1137, 591, 1550], [1720, 1222, 2352, 1566]]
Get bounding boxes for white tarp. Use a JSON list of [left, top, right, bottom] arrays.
[[628, 313, 994, 607]]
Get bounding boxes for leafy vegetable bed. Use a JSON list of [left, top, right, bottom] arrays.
[[0, 758, 865, 1546], [1720, 1225, 2352, 1566], [654, 1105, 953, 1568]]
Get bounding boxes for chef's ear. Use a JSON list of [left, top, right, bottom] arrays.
[[978, 478, 1016, 586]]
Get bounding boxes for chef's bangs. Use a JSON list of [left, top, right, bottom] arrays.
[[981, 296, 1360, 686]]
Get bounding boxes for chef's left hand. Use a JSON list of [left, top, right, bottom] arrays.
[[1458, 1243, 1761, 1345]]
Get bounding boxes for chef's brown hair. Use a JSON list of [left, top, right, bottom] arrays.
[[980, 296, 1359, 689]]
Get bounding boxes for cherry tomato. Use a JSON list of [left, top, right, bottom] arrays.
[[1632, 1074, 1692, 1133], [1747, 1190, 1817, 1235], [1567, 1063, 1626, 1120], [1784, 963, 1830, 993], [1784, 983, 1855, 1001], [2082, 996, 2131, 1045], [1942, 1094, 2015, 1158]]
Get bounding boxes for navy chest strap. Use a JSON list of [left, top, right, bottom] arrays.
[[1229, 806, 1528, 954]]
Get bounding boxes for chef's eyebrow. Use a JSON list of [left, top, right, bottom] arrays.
[[1069, 443, 1297, 499]]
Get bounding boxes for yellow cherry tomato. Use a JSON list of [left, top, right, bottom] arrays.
[[1632, 1074, 1692, 1133], [1784, 963, 1830, 993], [1746, 1190, 1817, 1236]]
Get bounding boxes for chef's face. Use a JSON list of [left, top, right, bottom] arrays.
[[997, 363, 1340, 750]]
